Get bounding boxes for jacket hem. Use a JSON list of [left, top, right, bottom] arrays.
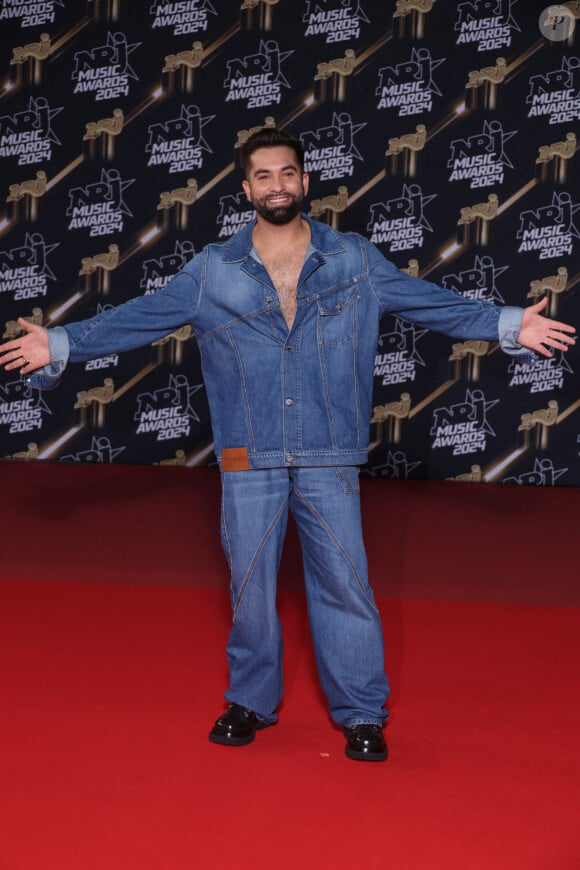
[[218, 450, 369, 470]]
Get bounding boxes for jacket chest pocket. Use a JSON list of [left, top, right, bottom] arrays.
[[316, 282, 359, 347]]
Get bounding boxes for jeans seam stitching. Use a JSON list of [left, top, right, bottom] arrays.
[[231, 494, 289, 621], [293, 485, 377, 609]]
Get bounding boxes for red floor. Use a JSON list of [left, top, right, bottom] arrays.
[[1, 461, 579, 869]]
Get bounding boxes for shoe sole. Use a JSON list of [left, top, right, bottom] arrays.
[[208, 720, 273, 747], [345, 744, 388, 762]]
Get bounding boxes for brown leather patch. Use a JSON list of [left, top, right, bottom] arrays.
[[221, 447, 250, 472]]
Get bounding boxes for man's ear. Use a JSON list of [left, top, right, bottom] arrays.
[[303, 173, 310, 196], [242, 179, 251, 201]]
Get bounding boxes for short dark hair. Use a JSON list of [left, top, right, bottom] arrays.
[[238, 127, 305, 177]]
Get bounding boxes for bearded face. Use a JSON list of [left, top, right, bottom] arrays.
[[242, 146, 309, 226]]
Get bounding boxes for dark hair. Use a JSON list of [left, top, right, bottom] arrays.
[[238, 127, 304, 176]]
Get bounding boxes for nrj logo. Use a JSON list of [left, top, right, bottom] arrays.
[[374, 319, 427, 386], [503, 458, 567, 486], [300, 112, 365, 181], [135, 374, 203, 441], [441, 254, 507, 303], [454, 0, 520, 52], [224, 40, 293, 109], [60, 436, 126, 463], [517, 191, 580, 260], [150, 0, 217, 36], [367, 450, 421, 480], [430, 389, 498, 456], [216, 191, 255, 238], [303, 0, 369, 44], [367, 184, 436, 252], [0, 97, 62, 166], [448, 120, 516, 190], [72, 32, 140, 102], [0, 232, 58, 302], [146, 105, 214, 174], [527, 56, 580, 125], [0, 0, 64, 27], [66, 168, 135, 237], [140, 240, 196, 293], [508, 353, 572, 394], [0, 378, 51, 435], [375, 47, 444, 116]]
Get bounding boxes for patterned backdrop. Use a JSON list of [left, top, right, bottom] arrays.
[[1, 0, 578, 486]]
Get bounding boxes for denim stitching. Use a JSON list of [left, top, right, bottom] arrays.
[[230, 494, 290, 621], [293, 485, 377, 610]]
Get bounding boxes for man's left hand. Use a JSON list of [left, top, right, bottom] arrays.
[[517, 297, 576, 358]]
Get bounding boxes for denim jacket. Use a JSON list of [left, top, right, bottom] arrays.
[[29, 215, 525, 469]]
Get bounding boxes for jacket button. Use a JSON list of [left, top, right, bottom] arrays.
[[285, 398, 296, 405], [286, 455, 296, 463]]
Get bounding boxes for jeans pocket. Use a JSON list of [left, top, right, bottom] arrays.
[[335, 466, 360, 494]]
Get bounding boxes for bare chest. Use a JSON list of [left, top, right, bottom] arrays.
[[260, 250, 305, 329]]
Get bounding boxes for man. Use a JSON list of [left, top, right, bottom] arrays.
[[1, 127, 575, 761]]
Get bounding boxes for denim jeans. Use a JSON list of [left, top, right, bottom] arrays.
[[220, 466, 390, 728]]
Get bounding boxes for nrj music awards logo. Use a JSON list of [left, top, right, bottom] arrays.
[[448, 120, 516, 190], [72, 32, 140, 102], [441, 255, 507, 303], [367, 450, 421, 480], [140, 240, 195, 293], [503, 458, 567, 486], [0, 97, 62, 166], [224, 40, 293, 109], [150, 0, 217, 36], [300, 113, 365, 181], [0, 0, 64, 27], [303, 0, 369, 43], [374, 319, 427, 387], [430, 389, 498, 456], [517, 191, 580, 260], [66, 168, 135, 237], [134, 374, 203, 441], [0, 378, 51, 436], [0, 233, 58, 302], [367, 184, 436, 252], [508, 352, 573, 394], [60, 436, 126, 463], [145, 105, 214, 174], [376, 47, 444, 116], [527, 56, 580, 125], [215, 191, 254, 239], [454, 0, 520, 52]]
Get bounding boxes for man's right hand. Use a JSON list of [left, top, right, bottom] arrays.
[[0, 317, 51, 375]]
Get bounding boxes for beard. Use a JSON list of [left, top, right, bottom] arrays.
[[252, 191, 303, 225]]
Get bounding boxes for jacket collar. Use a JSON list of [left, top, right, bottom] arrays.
[[221, 213, 347, 263]]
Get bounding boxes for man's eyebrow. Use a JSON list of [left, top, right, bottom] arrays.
[[253, 163, 299, 174]]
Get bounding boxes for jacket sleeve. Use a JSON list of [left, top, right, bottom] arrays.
[[364, 237, 525, 347], [26, 256, 202, 389]]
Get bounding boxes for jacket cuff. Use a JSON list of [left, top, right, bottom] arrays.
[[25, 326, 70, 390], [498, 306, 538, 362]]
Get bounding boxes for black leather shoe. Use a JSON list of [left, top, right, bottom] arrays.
[[209, 703, 273, 746], [344, 724, 388, 762]]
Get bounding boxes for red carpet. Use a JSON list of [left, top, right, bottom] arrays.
[[1, 462, 579, 869]]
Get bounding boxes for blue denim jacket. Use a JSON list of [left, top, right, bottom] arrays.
[[29, 215, 525, 468]]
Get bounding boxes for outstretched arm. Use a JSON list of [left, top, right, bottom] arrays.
[[0, 318, 50, 375], [517, 297, 576, 358]]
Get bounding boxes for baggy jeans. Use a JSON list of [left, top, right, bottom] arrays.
[[219, 466, 390, 728]]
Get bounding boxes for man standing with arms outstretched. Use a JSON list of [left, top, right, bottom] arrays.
[[1, 127, 575, 761]]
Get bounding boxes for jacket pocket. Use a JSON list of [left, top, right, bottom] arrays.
[[316, 281, 359, 346]]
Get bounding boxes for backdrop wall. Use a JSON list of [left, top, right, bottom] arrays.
[[1, 0, 578, 485]]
